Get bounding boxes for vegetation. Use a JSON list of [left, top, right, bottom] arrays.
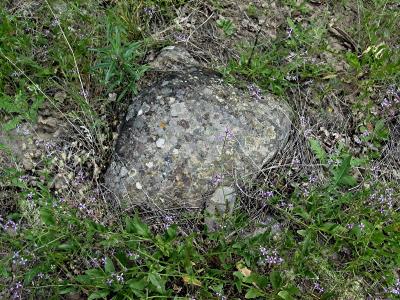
[[1, 0, 399, 299]]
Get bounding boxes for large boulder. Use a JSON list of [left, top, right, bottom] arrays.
[[105, 47, 291, 210]]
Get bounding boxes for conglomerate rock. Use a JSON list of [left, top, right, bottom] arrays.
[[105, 46, 291, 210]]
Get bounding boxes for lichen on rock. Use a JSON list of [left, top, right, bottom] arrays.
[[105, 46, 291, 210]]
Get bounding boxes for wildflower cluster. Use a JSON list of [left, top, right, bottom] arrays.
[[215, 127, 235, 142], [313, 282, 324, 293], [0, 217, 18, 232], [12, 252, 28, 267], [369, 188, 396, 215], [9, 282, 23, 300], [387, 278, 400, 296], [379, 84, 400, 117], [106, 272, 125, 286], [162, 215, 175, 229], [211, 173, 224, 186], [258, 247, 284, 266], [127, 251, 140, 260], [143, 7, 156, 16], [260, 190, 273, 198], [247, 84, 263, 100]]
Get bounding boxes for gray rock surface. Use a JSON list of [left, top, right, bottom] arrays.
[[105, 47, 291, 210], [204, 186, 236, 230]]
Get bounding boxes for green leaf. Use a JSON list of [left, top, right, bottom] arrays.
[[57, 242, 76, 251], [125, 215, 151, 238], [75, 274, 92, 284], [40, 208, 56, 225], [278, 290, 294, 300], [346, 52, 361, 70], [321, 291, 336, 300], [309, 139, 327, 164], [88, 290, 109, 300], [148, 273, 166, 294], [2, 116, 23, 131], [339, 175, 357, 186], [293, 206, 311, 221], [0, 263, 9, 278], [373, 119, 389, 140], [85, 269, 105, 279], [104, 257, 115, 274], [245, 287, 264, 298], [58, 286, 77, 295], [371, 231, 385, 246], [270, 271, 283, 290], [332, 155, 356, 186], [24, 267, 41, 285], [128, 278, 147, 291]]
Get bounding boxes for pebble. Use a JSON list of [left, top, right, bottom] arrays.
[[156, 138, 165, 148]]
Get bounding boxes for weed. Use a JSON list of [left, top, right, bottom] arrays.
[[1, 0, 400, 299], [216, 18, 235, 37], [91, 20, 149, 101]]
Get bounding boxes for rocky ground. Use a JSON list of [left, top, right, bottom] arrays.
[[0, 0, 399, 299]]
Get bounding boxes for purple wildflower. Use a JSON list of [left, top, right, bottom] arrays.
[[26, 192, 34, 201], [74, 170, 85, 184], [163, 215, 174, 229], [10, 282, 23, 300], [302, 189, 310, 197], [215, 127, 235, 142], [2, 220, 18, 232], [313, 282, 324, 293], [106, 278, 113, 286], [381, 98, 391, 108], [260, 190, 274, 198], [389, 279, 400, 296], [359, 223, 365, 230], [308, 175, 318, 183], [143, 7, 155, 15], [361, 130, 370, 137], [258, 247, 283, 266], [12, 252, 28, 266], [115, 273, 124, 283], [127, 251, 139, 260], [19, 175, 29, 182], [248, 84, 263, 100], [101, 257, 106, 266], [211, 174, 224, 186], [224, 127, 234, 140], [174, 33, 188, 42], [91, 258, 100, 268], [286, 27, 293, 38]]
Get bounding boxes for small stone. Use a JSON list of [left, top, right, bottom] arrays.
[[170, 102, 188, 117], [145, 162, 154, 168], [136, 182, 143, 190], [22, 158, 33, 170], [120, 166, 129, 177], [172, 149, 179, 155], [54, 91, 67, 102], [204, 186, 236, 231], [52, 174, 68, 190], [156, 138, 165, 148]]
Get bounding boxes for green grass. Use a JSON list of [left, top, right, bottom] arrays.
[[1, 0, 400, 299]]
